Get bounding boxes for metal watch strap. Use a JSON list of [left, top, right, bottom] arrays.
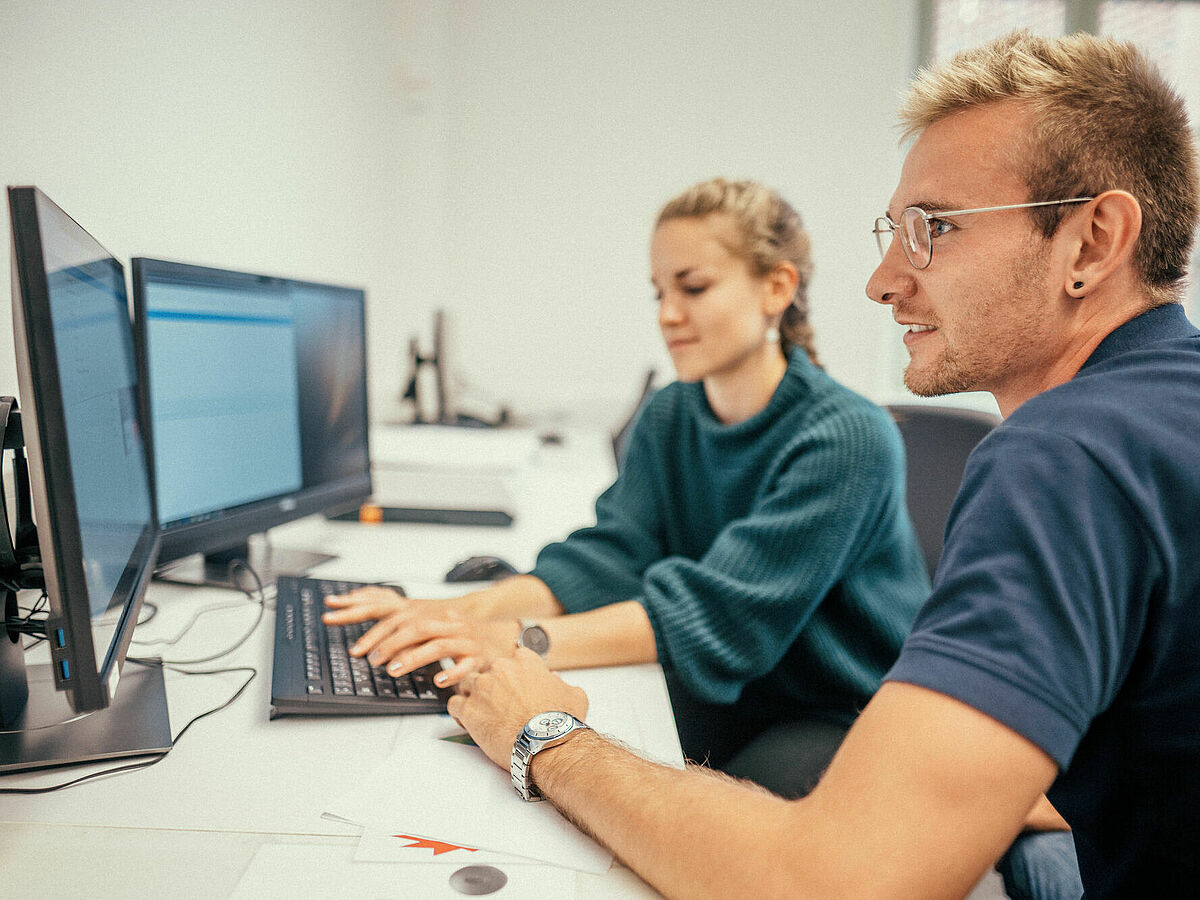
[[510, 714, 590, 801], [510, 739, 539, 800]]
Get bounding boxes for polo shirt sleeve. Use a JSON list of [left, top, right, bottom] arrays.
[[885, 425, 1159, 769]]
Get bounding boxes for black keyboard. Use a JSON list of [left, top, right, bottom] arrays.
[[269, 575, 452, 718]]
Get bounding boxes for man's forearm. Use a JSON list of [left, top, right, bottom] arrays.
[[531, 730, 803, 900], [449, 651, 801, 896], [518, 682, 1056, 900]]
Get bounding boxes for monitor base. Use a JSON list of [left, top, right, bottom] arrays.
[[0, 661, 171, 775], [155, 542, 337, 591]]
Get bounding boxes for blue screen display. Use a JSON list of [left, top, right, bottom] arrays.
[[143, 281, 304, 525], [36, 194, 155, 661]]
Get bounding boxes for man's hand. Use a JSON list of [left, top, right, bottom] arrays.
[[448, 647, 589, 769]]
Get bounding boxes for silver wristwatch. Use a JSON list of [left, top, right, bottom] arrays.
[[510, 710, 590, 801], [516, 618, 550, 658]]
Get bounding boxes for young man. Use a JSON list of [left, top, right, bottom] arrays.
[[447, 31, 1200, 898]]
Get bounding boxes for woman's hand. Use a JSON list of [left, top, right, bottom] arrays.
[[365, 612, 521, 687], [322, 584, 427, 624], [322, 586, 519, 687], [322, 585, 451, 656]]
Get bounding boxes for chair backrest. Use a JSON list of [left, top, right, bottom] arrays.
[[887, 404, 1000, 579], [612, 369, 657, 469]]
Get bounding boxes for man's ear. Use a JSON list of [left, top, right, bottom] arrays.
[[1063, 190, 1141, 298]]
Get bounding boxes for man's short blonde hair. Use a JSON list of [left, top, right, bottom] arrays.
[[901, 30, 1199, 304]]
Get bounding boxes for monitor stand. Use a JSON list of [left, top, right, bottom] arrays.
[[0, 661, 172, 775], [155, 537, 336, 591]]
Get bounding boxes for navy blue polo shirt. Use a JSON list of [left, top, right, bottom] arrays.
[[886, 303, 1200, 897]]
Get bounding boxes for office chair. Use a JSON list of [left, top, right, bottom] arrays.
[[612, 369, 657, 469], [887, 404, 1000, 579]]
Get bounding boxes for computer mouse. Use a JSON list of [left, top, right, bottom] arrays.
[[445, 555, 519, 583]]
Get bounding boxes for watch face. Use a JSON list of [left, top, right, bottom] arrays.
[[519, 623, 550, 656], [524, 711, 573, 740]]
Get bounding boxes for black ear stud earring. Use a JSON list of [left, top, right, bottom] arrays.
[[1073, 281, 1084, 290]]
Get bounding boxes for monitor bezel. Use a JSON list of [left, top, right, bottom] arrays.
[[8, 186, 159, 713], [130, 257, 372, 569]]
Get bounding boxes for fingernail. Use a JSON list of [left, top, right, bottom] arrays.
[[435, 673, 447, 685]]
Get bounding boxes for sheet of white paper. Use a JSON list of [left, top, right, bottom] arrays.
[[344, 720, 612, 873], [323, 665, 682, 875], [232, 843, 569, 899]]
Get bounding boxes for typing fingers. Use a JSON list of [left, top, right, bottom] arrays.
[[384, 636, 483, 682], [321, 585, 406, 623], [433, 654, 481, 688], [343, 608, 436, 658], [366, 616, 471, 672]]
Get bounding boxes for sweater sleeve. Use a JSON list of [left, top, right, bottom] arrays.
[[531, 402, 670, 611], [642, 405, 908, 704]]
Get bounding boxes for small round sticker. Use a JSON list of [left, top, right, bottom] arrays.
[[448, 865, 508, 895]]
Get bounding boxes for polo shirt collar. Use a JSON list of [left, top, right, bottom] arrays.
[[1081, 302, 1199, 372]]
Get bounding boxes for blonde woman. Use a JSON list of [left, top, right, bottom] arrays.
[[327, 178, 929, 795]]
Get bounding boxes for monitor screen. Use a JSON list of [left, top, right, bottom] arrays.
[[131, 259, 371, 584], [5, 186, 159, 718]]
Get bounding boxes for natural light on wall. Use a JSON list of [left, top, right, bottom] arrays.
[[926, 0, 1200, 322], [932, 0, 1068, 54]]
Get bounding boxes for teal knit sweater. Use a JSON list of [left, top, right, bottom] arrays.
[[532, 350, 930, 720]]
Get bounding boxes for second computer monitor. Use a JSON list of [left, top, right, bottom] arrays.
[[131, 258, 371, 586]]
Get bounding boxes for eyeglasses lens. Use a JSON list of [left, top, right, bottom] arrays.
[[900, 207, 931, 269]]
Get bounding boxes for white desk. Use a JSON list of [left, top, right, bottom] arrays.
[[1, 427, 681, 898]]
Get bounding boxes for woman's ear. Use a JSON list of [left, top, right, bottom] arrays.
[[1063, 190, 1141, 298], [763, 261, 800, 315]]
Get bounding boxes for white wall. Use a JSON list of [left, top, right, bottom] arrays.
[[1, 1, 929, 428], [0, 0, 407, 416], [394, 0, 927, 424]]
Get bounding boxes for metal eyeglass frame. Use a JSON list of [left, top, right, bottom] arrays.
[[874, 197, 1095, 270]]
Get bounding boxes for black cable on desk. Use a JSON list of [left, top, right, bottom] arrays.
[[0, 562, 268, 795], [131, 559, 268, 665], [0, 662, 255, 796], [137, 599, 158, 627]]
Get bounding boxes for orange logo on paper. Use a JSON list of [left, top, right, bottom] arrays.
[[392, 834, 478, 855]]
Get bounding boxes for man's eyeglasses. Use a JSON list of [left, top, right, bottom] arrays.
[[873, 198, 1095, 270]]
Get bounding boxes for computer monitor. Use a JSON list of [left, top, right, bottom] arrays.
[[402, 308, 454, 425], [131, 258, 372, 588], [2, 186, 170, 774]]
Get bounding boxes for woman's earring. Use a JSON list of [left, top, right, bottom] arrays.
[[765, 325, 780, 344]]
